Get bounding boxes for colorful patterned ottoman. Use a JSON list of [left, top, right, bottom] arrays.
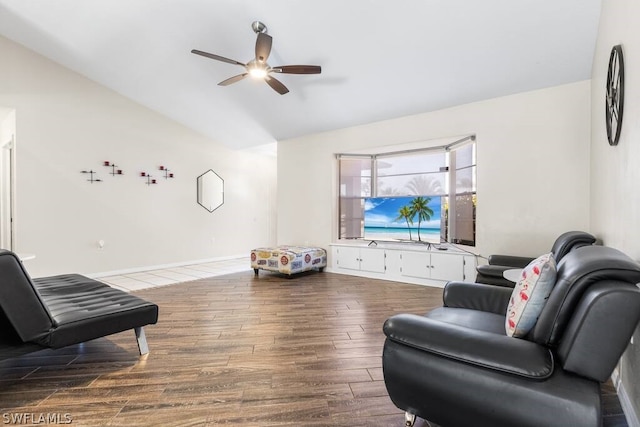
[[251, 246, 327, 276]]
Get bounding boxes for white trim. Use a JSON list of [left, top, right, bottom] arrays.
[[611, 369, 640, 427], [325, 266, 446, 289], [334, 133, 473, 156], [87, 254, 247, 279]]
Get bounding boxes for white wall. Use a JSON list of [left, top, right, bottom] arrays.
[[278, 81, 591, 261], [0, 35, 277, 277], [590, 0, 640, 421]]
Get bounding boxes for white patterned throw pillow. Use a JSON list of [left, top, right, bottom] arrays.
[[505, 252, 557, 338]]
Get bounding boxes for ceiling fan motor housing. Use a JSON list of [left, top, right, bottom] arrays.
[[251, 21, 267, 34]]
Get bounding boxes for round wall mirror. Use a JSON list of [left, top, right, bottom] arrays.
[[197, 170, 224, 212]]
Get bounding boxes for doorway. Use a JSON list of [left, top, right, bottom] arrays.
[[0, 108, 16, 251]]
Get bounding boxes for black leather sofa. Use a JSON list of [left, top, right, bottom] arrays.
[[382, 245, 640, 427], [475, 230, 596, 287], [0, 250, 159, 360]]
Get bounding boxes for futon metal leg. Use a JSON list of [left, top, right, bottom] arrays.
[[135, 327, 149, 355], [405, 412, 416, 427]]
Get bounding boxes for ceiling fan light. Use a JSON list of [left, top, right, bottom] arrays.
[[249, 67, 268, 79]]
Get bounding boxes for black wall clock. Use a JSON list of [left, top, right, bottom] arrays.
[[606, 44, 625, 146]]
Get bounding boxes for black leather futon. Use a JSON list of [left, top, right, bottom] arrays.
[[0, 250, 158, 360]]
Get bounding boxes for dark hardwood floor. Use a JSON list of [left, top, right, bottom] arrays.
[[0, 271, 628, 426]]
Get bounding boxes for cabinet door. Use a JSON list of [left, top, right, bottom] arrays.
[[430, 252, 464, 281], [336, 247, 362, 271], [360, 247, 386, 273], [463, 255, 477, 282], [400, 251, 430, 279]]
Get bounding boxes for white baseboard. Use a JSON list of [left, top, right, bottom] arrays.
[[612, 369, 640, 427], [324, 267, 446, 288], [87, 254, 248, 279]]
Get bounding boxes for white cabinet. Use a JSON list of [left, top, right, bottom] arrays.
[[334, 246, 386, 273], [400, 251, 465, 281], [330, 243, 477, 287]]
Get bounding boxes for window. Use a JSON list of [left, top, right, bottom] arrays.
[[443, 142, 477, 246], [338, 157, 372, 239], [337, 136, 476, 246]]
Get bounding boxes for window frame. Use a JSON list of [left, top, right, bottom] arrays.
[[337, 136, 476, 246]]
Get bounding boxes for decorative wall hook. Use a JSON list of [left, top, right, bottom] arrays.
[[81, 170, 102, 183], [140, 172, 157, 185], [159, 165, 174, 179], [104, 161, 123, 176]]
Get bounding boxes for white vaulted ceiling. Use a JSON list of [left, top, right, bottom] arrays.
[[0, 0, 602, 149]]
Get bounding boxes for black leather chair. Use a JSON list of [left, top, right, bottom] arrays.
[[475, 230, 597, 287], [382, 245, 640, 427]]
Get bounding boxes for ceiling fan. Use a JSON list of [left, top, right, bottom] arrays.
[[191, 21, 321, 95]]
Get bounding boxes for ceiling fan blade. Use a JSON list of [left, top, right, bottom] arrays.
[[255, 33, 272, 63], [265, 75, 289, 95], [191, 49, 246, 67], [272, 65, 321, 74], [218, 73, 249, 86]]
